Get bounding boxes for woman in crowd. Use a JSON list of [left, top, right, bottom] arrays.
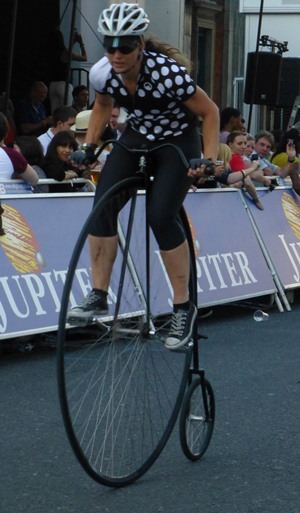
[[14, 136, 49, 193], [269, 128, 300, 168], [194, 142, 260, 190], [43, 131, 79, 192], [227, 130, 265, 209], [214, 143, 261, 188]]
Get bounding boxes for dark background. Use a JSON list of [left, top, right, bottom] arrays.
[[0, 0, 60, 105]]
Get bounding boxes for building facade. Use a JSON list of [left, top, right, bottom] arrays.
[[63, 0, 245, 112]]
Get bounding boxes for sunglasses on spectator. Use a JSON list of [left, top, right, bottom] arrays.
[[104, 42, 139, 55]]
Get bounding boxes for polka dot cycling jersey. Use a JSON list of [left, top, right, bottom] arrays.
[[89, 51, 198, 142]]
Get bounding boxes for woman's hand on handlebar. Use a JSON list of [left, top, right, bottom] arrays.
[[70, 144, 98, 167]]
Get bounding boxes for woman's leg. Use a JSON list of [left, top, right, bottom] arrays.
[[147, 130, 200, 306], [160, 240, 190, 305], [68, 133, 140, 319], [89, 234, 118, 291], [145, 131, 201, 349]]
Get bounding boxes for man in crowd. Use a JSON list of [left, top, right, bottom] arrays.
[[219, 107, 246, 143], [253, 129, 300, 195], [16, 81, 52, 136], [38, 105, 77, 154]]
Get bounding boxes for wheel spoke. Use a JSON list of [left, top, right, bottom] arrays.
[[180, 378, 215, 461], [57, 180, 191, 486]]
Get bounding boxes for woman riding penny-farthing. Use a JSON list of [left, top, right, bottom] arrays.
[[57, 2, 219, 487]]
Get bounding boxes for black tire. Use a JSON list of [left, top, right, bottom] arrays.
[[57, 177, 192, 487], [179, 377, 215, 461]]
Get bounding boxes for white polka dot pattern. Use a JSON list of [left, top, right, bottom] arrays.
[[89, 52, 197, 141]]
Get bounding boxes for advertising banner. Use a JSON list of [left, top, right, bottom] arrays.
[[0, 196, 94, 339], [118, 190, 277, 314], [0, 190, 277, 339], [185, 189, 276, 305], [0, 195, 155, 339], [243, 187, 300, 289], [0, 181, 33, 194]]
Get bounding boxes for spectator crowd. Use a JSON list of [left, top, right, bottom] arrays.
[[1, 67, 300, 239]]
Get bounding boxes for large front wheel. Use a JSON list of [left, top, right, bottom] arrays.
[[57, 177, 192, 487]]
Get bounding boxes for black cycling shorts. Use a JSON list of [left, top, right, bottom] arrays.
[[89, 127, 201, 251]]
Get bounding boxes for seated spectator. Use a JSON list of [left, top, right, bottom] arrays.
[[253, 130, 300, 195], [215, 143, 261, 187], [0, 112, 38, 185], [219, 107, 246, 143], [71, 85, 89, 113], [269, 128, 300, 168], [242, 133, 271, 188], [43, 131, 81, 192], [38, 105, 77, 154], [70, 110, 111, 184], [109, 102, 120, 136], [16, 81, 52, 136], [88, 100, 123, 141], [227, 130, 264, 209], [70, 109, 92, 147], [14, 136, 49, 193], [109, 102, 127, 140], [0, 92, 16, 146], [192, 143, 260, 190], [243, 134, 255, 161]]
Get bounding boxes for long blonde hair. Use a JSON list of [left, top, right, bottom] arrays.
[[144, 36, 191, 72], [217, 143, 232, 169]]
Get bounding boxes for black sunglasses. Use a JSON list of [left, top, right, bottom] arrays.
[[104, 42, 139, 55]]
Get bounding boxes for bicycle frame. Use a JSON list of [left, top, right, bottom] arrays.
[[57, 139, 215, 486]]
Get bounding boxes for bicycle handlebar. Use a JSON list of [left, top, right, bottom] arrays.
[[95, 139, 216, 177]]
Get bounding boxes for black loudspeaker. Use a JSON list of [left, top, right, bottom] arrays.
[[277, 58, 300, 107], [244, 52, 282, 105]]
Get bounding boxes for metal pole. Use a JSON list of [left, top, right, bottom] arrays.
[[4, 0, 18, 115], [63, 0, 78, 105], [247, 0, 264, 133]]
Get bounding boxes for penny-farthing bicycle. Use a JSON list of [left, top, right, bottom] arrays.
[[57, 142, 215, 487]]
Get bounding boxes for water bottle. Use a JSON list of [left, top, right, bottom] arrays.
[[253, 310, 269, 322]]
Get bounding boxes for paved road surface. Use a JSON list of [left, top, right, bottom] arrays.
[[1, 300, 299, 513]]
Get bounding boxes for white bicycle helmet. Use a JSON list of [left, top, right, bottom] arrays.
[[98, 3, 150, 37]]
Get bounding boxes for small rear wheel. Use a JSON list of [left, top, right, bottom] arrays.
[[179, 377, 215, 461]]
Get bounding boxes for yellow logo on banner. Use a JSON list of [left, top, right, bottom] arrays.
[[282, 192, 300, 240], [0, 204, 46, 273]]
